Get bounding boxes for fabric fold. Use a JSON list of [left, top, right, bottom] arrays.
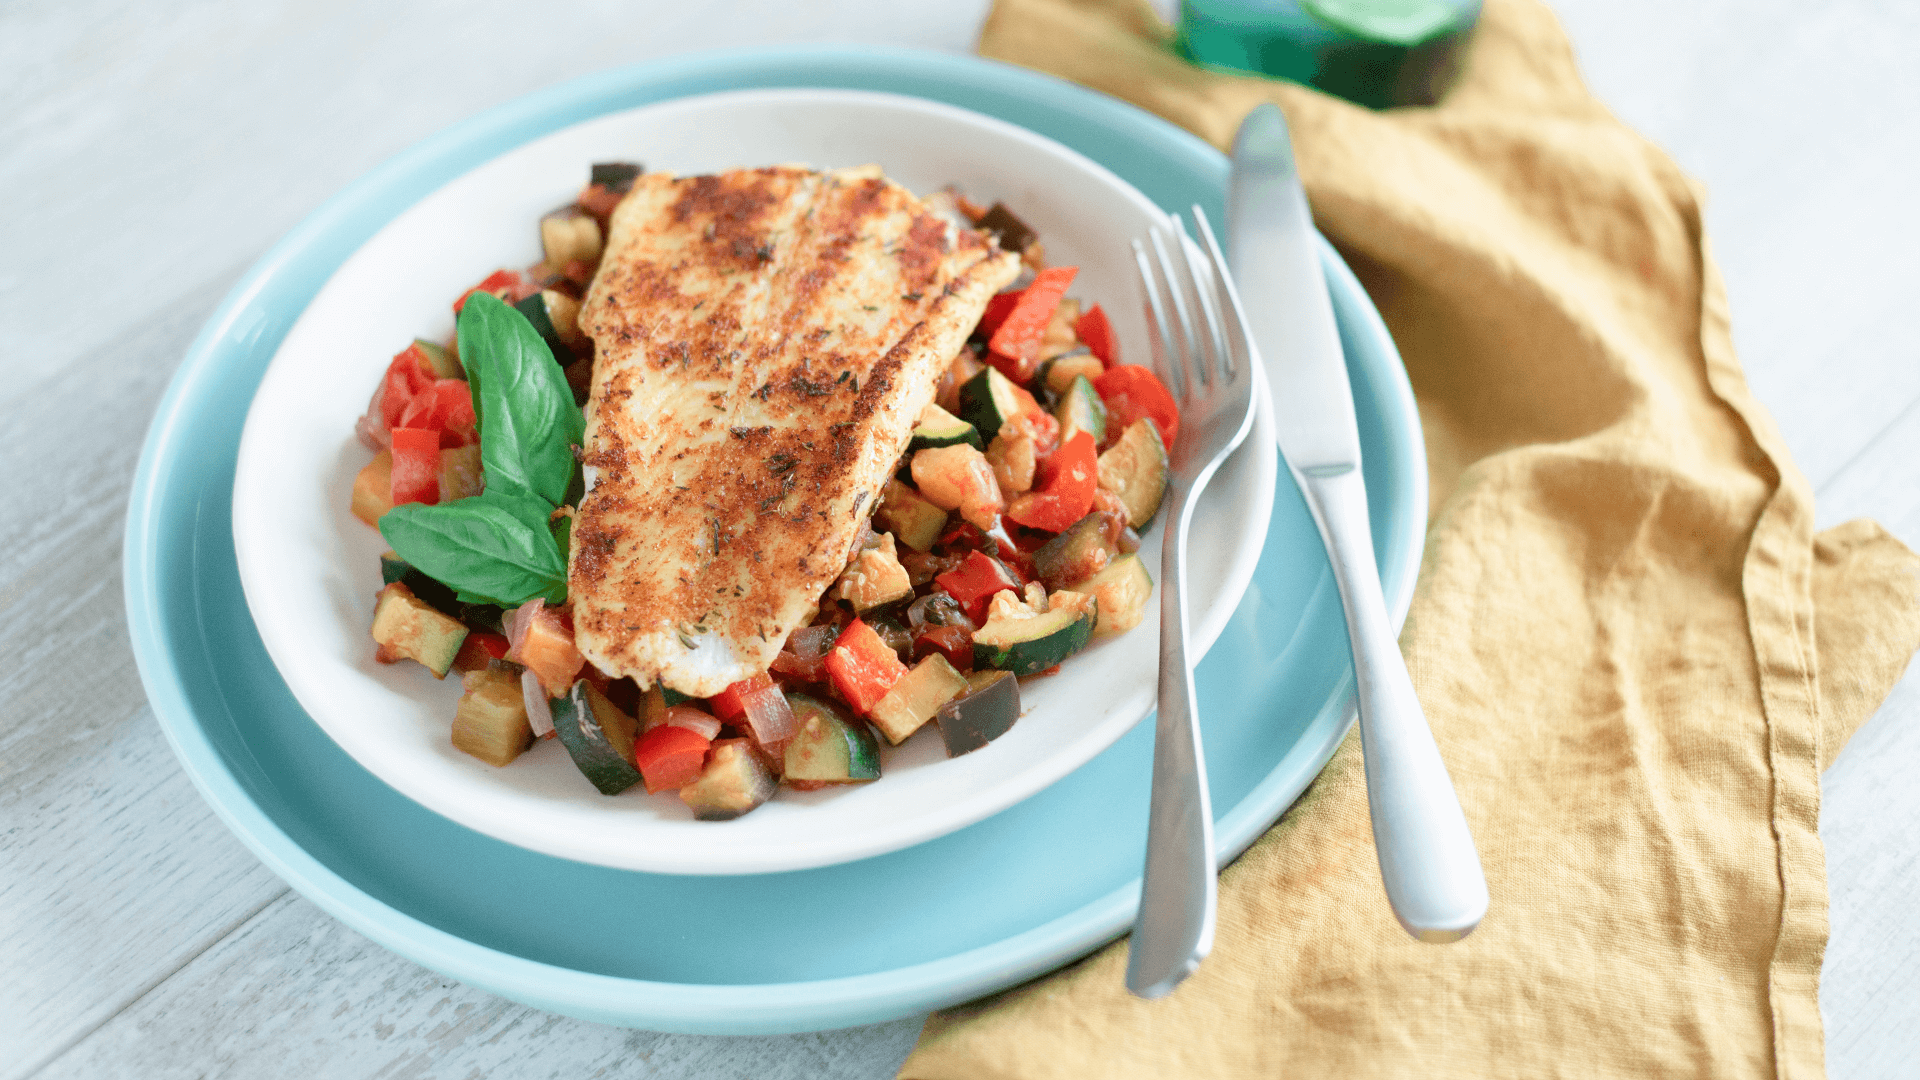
[[899, 1, 1920, 1077]]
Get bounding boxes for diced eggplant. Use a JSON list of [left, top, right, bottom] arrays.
[[679, 738, 777, 820], [1031, 511, 1124, 590], [352, 450, 394, 527], [936, 669, 1021, 756], [867, 654, 970, 745], [451, 666, 534, 766], [370, 581, 469, 678], [1097, 419, 1171, 529], [783, 693, 882, 786], [976, 202, 1038, 258], [589, 161, 643, 193], [836, 532, 915, 612], [550, 680, 643, 795], [540, 206, 604, 271]]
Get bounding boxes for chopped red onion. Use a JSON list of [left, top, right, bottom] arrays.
[[503, 599, 545, 664], [663, 705, 722, 741], [739, 684, 797, 749], [521, 668, 554, 738]]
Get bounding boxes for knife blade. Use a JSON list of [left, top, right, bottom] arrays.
[[1227, 103, 1359, 477]]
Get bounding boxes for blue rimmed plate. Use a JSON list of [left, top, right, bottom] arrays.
[[124, 46, 1423, 1033]]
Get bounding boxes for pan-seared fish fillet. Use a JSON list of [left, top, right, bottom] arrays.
[[571, 166, 1021, 696]]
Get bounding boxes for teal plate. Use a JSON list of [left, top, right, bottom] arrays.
[[124, 46, 1424, 1033]]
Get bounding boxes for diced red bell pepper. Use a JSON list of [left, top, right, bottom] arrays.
[[976, 290, 1024, 339], [985, 266, 1077, 383], [1093, 364, 1181, 449], [708, 673, 774, 720], [824, 619, 908, 716], [388, 427, 442, 507], [633, 724, 712, 794], [1006, 431, 1099, 533], [450, 631, 510, 674], [453, 268, 531, 315], [935, 551, 1023, 624], [913, 625, 974, 673], [1074, 303, 1119, 367]]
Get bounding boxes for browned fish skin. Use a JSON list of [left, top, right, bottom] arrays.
[[572, 166, 1020, 696]]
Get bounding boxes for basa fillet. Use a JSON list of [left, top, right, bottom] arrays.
[[571, 166, 1021, 696]]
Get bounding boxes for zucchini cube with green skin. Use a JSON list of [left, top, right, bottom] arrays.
[[956, 366, 1028, 442], [1053, 374, 1108, 448], [1079, 553, 1153, 636], [412, 339, 461, 379], [1097, 419, 1170, 529], [937, 669, 1022, 756], [550, 680, 644, 795], [867, 653, 970, 745], [783, 694, 882, 785], [451, 667, 533, 766], [973, 592, 1097, 675], [679, 739, 778, 820], [876, 479, 948, 553], [907, 402, 983, 454], [371, 581, 469, 678], [1039, 349, 1104, 399]]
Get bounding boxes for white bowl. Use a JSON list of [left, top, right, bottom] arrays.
[[231, 88, 1275, 875]]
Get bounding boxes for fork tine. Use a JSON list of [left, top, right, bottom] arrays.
[[1168, 214, 1232, 388], [1147, 222, 1203, 393], [1189, 206, 1252, 380], [1132, 237, 1184, 400]]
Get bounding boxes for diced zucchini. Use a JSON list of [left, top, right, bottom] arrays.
[[1097, 419, 1171, 529], [867, 653, 970, 745], [783, 693, 882, 785], [955, 366, 1027, 442], [876, 479, 948, 553], [451, 666, 533, 766], [973, 595, 1096, 675], [515, 290, 587, 359], [907, 402, 983, 454], [550, 680, 643, 795], [1031, 512, 1121, 590], [370, 581, 469, 678], [1080, 553, 1153, 636], [1039, 348, 1104, 399], [937, 669, 1021, 756], [413, 339, 461, 379], [539, 206, 604, 271], [351, 450, 394, 527], [837, 532, 914, 612], [1053, 374, 1108, 448], [679, 739, 778, 820], [589, 161, 643, 192]]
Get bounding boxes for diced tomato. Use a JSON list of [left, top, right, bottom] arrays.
[[1074, 303, 1119, 367], [976, 290, 1024, 339], [824, 619, 908, 716], [388, 427, 441, 507], [1006, 431, 1099, 533], [708, 673, 774, 720], [378, 345, 439, 432], [633, 724, 712, 794], [450, 631, 510, 674], [935, 551, 1023, 624], [913, 624, 974, 673], [578, 183, 625, 220], [1093, 365, 1181, 449], [453, 268, 530, 315], [986, 266, 1077, 382], [427, 380, 476, 447]]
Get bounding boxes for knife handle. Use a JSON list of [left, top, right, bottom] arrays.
[[1300, 464, 1488, 941]]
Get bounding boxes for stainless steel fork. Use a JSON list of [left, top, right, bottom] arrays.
[[1125, 208, 1261, 999]]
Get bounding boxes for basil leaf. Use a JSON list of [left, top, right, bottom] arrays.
[[379, 492, 567, 607], [456, 292, 584, 507]]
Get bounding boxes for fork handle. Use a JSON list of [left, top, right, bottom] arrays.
[[1301, 464, 1488, 941], [1126, 480, 1217, 998]]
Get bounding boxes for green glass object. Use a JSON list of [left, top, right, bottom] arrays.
[[1176, 0, 1481, 109]]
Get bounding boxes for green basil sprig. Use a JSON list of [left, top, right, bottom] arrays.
[[378, 292, 584, 607]]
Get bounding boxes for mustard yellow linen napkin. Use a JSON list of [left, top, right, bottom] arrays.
[[899, 1, 1920, 1076]]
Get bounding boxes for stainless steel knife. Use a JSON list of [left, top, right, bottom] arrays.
[[1228, 102, 1488, 942]]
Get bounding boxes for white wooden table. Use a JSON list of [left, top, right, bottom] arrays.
[[4, 2, 1915, 1076]]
